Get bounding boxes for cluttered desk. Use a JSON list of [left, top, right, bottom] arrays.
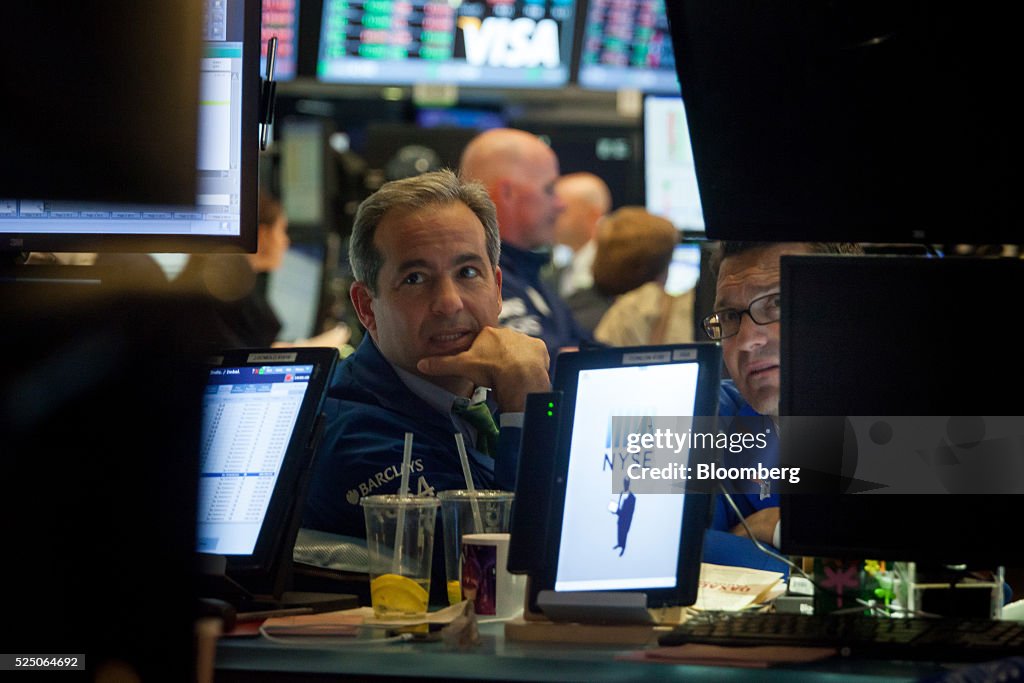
[[215, 618, 955, 682], [212, 341, 1024, 681]]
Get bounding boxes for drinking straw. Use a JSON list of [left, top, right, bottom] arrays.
[[454, 433, 484, 531], [392, 432, 413, 573]]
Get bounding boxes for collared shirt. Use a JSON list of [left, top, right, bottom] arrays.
[[391, 364, 523, 449], [559, 238, 596, 299]]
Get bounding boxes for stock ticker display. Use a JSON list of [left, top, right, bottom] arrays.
[[317, 0, 576, 87], [578, 0, 679, 93], [261, 0, 299, 80]]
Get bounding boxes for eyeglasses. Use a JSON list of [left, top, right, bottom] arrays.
[[702, 292, 781, 341]]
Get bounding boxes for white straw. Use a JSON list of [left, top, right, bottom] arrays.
[[399, 432, 413, 497], [392, 432, 414, 573], [454, 433, 484, 531]]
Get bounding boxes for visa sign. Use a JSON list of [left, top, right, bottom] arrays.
[[458, 17, 559, 69]]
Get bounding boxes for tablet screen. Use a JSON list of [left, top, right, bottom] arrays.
[[554, 361, 699, 591], [194, 347, 338, 600], [528, 344, 719, 608], [197, 363, 315, 555]]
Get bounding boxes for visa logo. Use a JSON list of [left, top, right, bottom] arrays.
[[458, 17, 559, 69]]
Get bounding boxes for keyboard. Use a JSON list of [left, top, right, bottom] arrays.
[[658, 612, 1024, 662]]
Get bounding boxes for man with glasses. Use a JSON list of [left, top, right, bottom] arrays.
[[703, 242, 862, 547]]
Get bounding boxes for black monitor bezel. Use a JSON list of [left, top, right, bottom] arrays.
[[779, 255, 1024, 566], [665, 3, 1017, 245], [199, 346, 338, 596], [528, 343, 719, 611], [1, 0, 260, 255]]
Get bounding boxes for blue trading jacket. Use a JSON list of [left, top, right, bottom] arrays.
[[699, 381, 788, 575], [497, 242, 591, 361], [710, 380, 781, 533], [302, 336, 521, 540]]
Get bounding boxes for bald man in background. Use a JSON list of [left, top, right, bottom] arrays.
[[551, 172, 612, 299], [460, 128, 590, 359]]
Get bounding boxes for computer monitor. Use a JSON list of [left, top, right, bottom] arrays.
[[664, 242, 701, 297], [779, 255, 1024, 566], [365, 123, 479, 176], [280, 117, 331, 229], [315, 0, 576, 88], [522, 123, 643, 209], [513, 344, 720, 611], [575, 0, 680, 93], [197, 347, 338, 599], [1, 0, 260, 254], [643, 94, 704, 233], [665, 2, 1018, 243], [4, 2, 202, 206], [266, 243, 326, 341], [262, 0, 300, 80]]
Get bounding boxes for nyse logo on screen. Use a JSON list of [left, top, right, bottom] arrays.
[[458, 17, 559, 68]]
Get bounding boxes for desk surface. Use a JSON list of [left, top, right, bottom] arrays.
[[216, 623, 948, 682]]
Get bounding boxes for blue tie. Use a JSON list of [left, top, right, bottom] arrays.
[[455, 402, 499, 458]]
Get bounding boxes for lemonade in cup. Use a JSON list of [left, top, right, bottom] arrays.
[[361, 494, 439, 618]]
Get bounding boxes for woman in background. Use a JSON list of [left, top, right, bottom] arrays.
[[578, 207, 695, 347]]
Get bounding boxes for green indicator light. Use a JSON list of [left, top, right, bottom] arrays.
[[547, 411, 554, 417], [547, 402, 554, 408]]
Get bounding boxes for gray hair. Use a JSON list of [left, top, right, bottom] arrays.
[[349, 169, 500, 293]]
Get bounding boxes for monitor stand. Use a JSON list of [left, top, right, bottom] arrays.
[[536, 590, 655, 625]]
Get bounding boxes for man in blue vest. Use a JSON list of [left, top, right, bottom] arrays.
[[703, 242, 861, 553], [303, 171, 550, 559]]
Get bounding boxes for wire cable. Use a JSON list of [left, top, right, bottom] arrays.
[[717, 484, 934, 618]]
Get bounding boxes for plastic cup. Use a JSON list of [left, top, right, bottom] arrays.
[[436, 490, 514, 605], [361, 495, 440, 618]]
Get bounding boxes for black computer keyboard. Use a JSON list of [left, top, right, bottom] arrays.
[[659, 612, 1024, 662]]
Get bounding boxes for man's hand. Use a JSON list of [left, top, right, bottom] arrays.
[[417, 326, 550, 412], [730, 506, 780, 546]]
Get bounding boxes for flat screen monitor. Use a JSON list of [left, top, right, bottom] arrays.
[[316, 0, 576, 88], [4, 2, 201, 206], [1, 0, 260, 254], [280, 117, 330, 228], [643, 94, 704, 233], [198, 347, 338, 596], [266, 244, 326, 341], [519, 344, 719, 610], [365, 123, 479, 175], [524, 123, 643, 209], [779, 255, 1024, 566], [665, 2, 1018, 244], [262, 0, 300, 80], [576, 0, 680, 93], [664, 242, 701, 297]]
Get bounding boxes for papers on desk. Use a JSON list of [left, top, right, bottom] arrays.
[[693, 563, 786, 612], [262, 609, 364, 637], [260, 601, 471, 636]]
